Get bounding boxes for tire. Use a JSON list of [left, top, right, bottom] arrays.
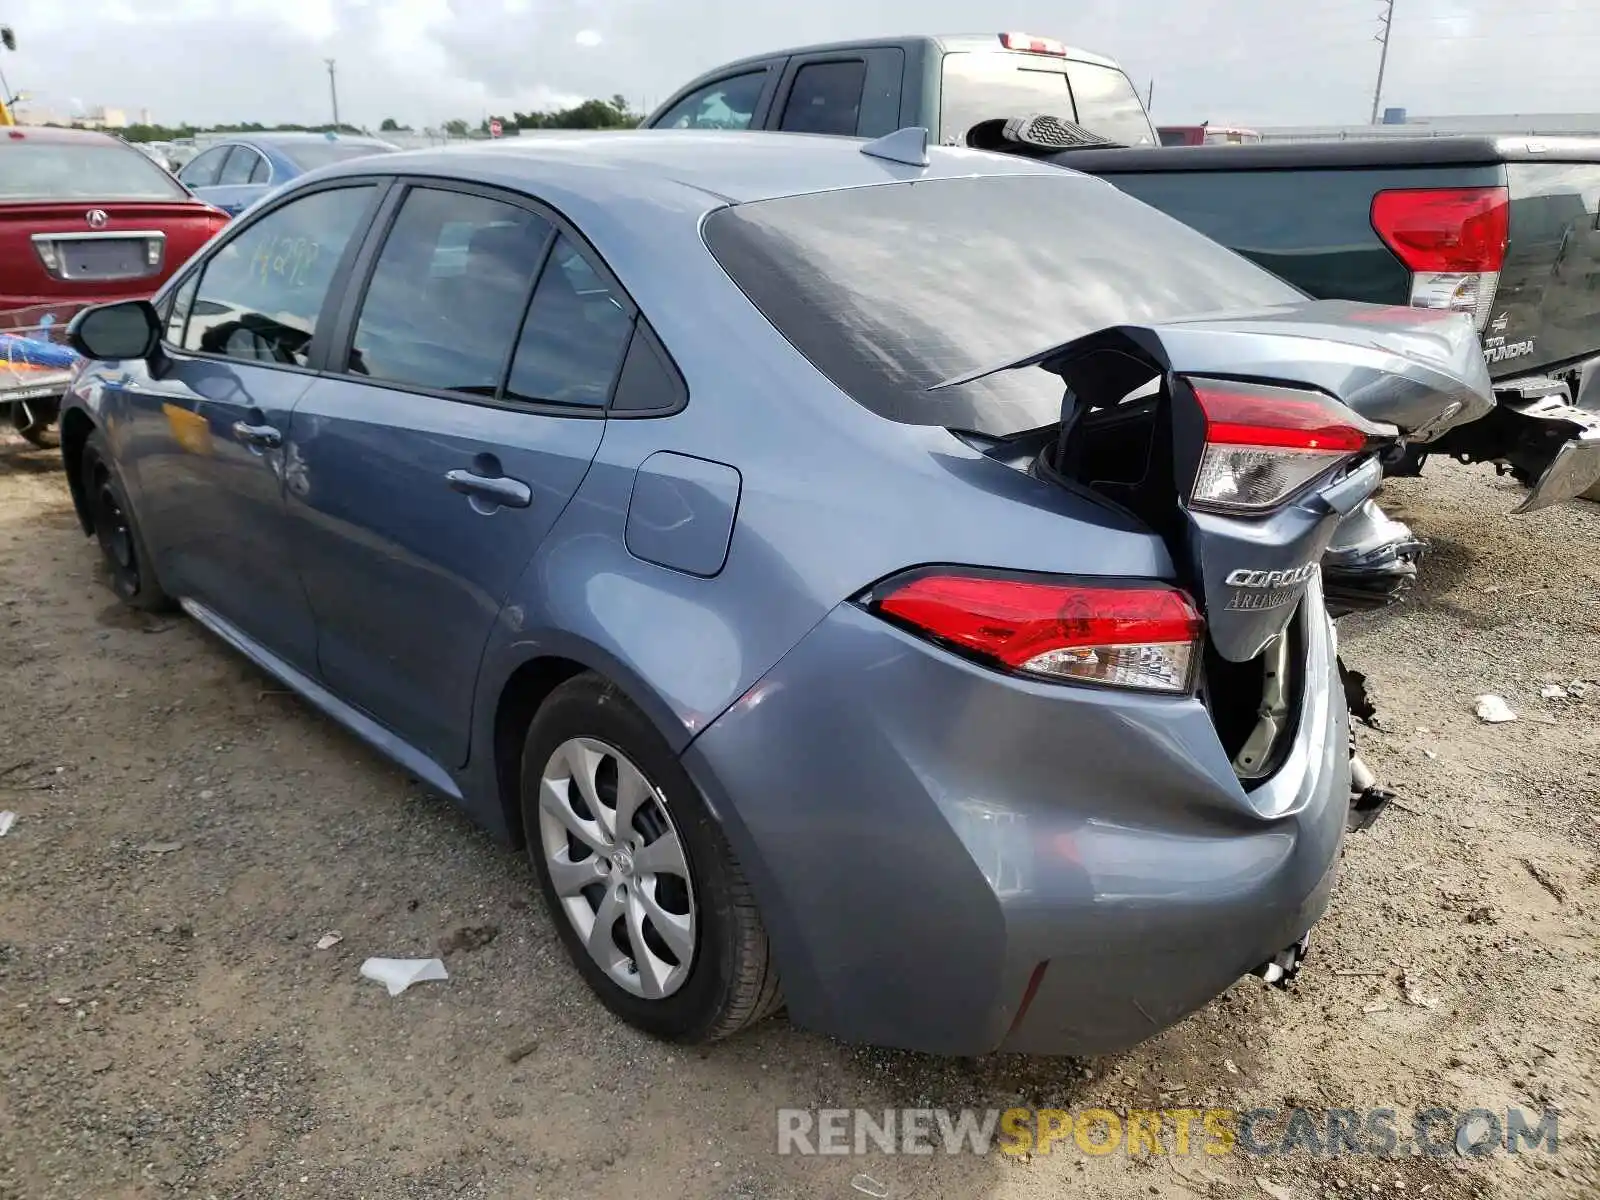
[[521, 673, 782, 1043], [80, 429, 173, 612], [11, 397, 60, 448]]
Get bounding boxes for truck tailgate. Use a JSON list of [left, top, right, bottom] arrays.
[[1495, 161, 1600, 376]]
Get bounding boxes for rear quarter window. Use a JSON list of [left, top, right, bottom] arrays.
[[704, 173, 1304, 436]]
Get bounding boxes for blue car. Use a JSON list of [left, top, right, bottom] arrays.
[[176, 132, 398, 216], [57, 132, 1489, 1055]]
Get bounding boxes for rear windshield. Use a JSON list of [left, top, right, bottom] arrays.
[[939, 52, 1157, 146], [0, 143, 188, 201], [279, 141, 395, 170], [703, 174, 1304, 435]]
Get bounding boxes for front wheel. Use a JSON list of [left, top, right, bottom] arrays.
[[521, 673, 782, 1043], [80, 429, 172, 612]]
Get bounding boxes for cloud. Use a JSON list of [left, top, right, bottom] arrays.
[[0, 0, 1595, 129]]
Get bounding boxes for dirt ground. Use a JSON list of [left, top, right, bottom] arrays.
[[1, 432, 1597, 1200]]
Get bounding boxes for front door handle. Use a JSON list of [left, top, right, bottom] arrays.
[[445, 467, 532, 510], [232, 420, 282, 449]]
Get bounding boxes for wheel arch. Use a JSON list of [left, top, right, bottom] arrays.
[[483, 635, 702, 851], [59, 406, 97, 535]]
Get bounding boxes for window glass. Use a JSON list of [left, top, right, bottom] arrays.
[[162, 273, 199, 346], [182, 185, 374, 366], [938, 54, 1072, 145], [248, 155, 271, 184], [505, 233, 633, 408], [217, 147, 258, 186], [610, 322, 687, 413], [703, 174, 1304, 436], [0, 143, 188, 201], [779, 61, 867, 135], [1063, 61, 1158, 146], [179, 146, 229, 189], [652, 72, 766, 130], [346, 187, 552, 394]]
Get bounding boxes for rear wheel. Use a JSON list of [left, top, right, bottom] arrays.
[[81, 429, 172, 611], [11, 397, 60, 448], [521, 673, 781, 1042]]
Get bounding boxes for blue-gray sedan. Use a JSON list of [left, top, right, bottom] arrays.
[[56, 131, 1489, 1055]]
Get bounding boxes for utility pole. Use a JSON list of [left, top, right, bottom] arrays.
[[1369, 0, 1395, 124], [1145, 79, 1154, 113], [325, 58, 340, 130]]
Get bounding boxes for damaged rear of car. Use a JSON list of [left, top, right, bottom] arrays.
[[691, 163, 1490, 1054]]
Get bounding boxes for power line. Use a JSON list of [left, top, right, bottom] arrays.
[[1371, 0, 1396, 123]]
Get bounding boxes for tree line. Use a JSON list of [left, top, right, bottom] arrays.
[[112, 95, 639, 144]]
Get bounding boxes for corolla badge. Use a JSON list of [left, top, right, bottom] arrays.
[[85, 209, 109, 229], [1225, 563, 1318, 588]]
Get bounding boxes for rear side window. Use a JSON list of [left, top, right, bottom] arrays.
[[704, 174, 1304, 436], [179, 146, 229, 189], [0, 142, 188, 201], [652, 72, 766, 130], [504, 233, 634, 408], [182, 185, 375, 366], [217, 147, 258, 186], [779, 61, 867, 135], [346, 187, 553, 395]]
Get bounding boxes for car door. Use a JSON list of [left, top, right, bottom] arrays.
[[770, 49, 905, 137], [285, 182, 633, 767], [203, 145, 271, 216], [112, 181, 383, 672]]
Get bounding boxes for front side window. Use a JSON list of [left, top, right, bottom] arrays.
[[346, 187, 552, 395], [505, 233, 634, 408], [779, 61, 867, 135], [652, 72, 766, 130], [182, 185, 375, 366]]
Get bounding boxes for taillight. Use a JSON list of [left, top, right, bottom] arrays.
[[1370, 186, 1509, 331], [998, 31, 1067, 56], [862, 569, 1204, 693], [1187, 378, 1392, 513]]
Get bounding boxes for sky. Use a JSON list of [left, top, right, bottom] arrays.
[[1, 0, 1597, 130]]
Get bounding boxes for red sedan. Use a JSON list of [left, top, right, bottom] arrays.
[[2, 125, 228, 335]]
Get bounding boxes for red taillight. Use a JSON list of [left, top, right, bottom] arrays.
[[1371, 186, 1508, 330], [998, 31, 1067, 56], [866, 569, 1204, 693], [1188, 378, 1392, 513]]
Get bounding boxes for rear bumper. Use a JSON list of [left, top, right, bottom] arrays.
[[683, 582, 1349, 1057]]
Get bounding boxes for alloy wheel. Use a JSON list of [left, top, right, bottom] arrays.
[[537, 737, 696, 999]]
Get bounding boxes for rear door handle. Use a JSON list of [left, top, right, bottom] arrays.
[[232, 420, 282, 449], [445, 467, 532, 510]]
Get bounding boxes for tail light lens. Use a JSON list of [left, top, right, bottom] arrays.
[[863, 569, 1204, 693], [1187, 378, 1392, 513], [1370, 186, 1509, 331]]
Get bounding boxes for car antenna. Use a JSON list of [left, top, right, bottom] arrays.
[[859, 126, 929, 168]]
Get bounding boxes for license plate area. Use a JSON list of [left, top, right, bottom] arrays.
[[60, 238, 152, 281]]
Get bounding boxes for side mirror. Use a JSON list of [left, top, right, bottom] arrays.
[[67, 300, 161, 361]]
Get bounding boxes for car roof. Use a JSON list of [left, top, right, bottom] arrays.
[[316, 129, 1074, 208], [0, 125, 127, 146], [684, 32, 1122, 77]]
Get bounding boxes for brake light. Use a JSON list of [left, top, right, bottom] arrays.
[[998, 31, 1067, 56], [1187, 378, 1392, 513], [1370, 186, 1509, 331], [864, 569, 1203, 693]]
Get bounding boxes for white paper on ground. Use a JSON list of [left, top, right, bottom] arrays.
[[0, 812, 14, 838], [359, 957, 448, 996], [1474, 695, 1517, 724]]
